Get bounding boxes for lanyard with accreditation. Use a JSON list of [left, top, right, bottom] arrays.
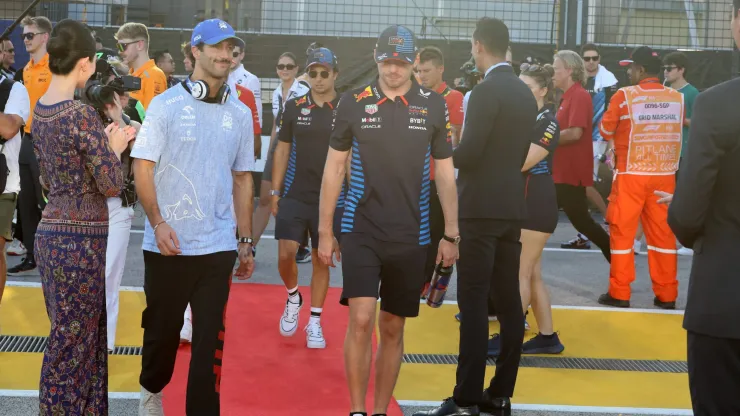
[[622, 84, 684, 175]]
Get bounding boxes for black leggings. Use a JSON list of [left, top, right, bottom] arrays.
[[555, 183, 611, 263]]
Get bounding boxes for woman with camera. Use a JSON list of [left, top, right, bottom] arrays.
[[31, 19, 134, 414]]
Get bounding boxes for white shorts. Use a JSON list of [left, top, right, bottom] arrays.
[[593, 141, 608, 179]]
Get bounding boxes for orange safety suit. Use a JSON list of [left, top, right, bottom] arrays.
[[600, 78, 684, 302]]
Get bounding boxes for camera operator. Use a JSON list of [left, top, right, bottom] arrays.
[[96, 48, 146, 123]]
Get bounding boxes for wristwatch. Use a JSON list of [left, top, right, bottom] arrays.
[[443, 234, 461, 245], [269, 190, 281, 196], [237, 237, 254, 245]]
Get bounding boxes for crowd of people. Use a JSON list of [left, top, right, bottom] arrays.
[[0, 2, 738, 415]]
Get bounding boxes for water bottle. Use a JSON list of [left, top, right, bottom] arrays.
[[426, 263, 454, 308]]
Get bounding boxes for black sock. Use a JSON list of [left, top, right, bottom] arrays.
[[349, 413, 367, 416], [541, 332, 555, 339]]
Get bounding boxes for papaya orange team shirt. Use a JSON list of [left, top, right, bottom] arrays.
[[23, 53, 52, 133], [129, 59, 167, 110]]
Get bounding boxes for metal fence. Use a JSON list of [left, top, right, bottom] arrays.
[[2, 0, 735, 48]]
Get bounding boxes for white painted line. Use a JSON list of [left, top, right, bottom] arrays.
[[0, 390, 140, 400], [420, 299, 684, 314], [395, 401, 693, 415]]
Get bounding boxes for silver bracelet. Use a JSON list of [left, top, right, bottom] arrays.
[[153, 220, 166, 233]]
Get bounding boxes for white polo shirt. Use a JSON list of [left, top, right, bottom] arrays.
[[271, 79, 310, 131], [1, 77, 29, 194]]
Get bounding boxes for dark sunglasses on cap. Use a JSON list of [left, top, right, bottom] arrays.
[[308, 70, 330, 79], [22, 32, 46, 41], [277, 64, 297, 70], [583, 55, 600, 62], [519, 62, 541, 72]]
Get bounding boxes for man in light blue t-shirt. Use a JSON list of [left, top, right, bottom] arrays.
[[131, 19, 255, 415]]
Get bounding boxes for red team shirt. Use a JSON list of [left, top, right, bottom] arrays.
[[236, 84, 261, 136], [552, 82, 594, 187], [430, 82, 464, 180]]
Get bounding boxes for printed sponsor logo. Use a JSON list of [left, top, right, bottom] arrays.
[[295, 96, 307, 106], [409, 105, 428, 116], [361, 124, 381, 129], [365, 104, 378, 115], [410, 117, 426, 125], [377, 53, 388, 60], [297, 116, 312, 126], [388, 36, 404, 46], [544, 132, 552, 139], [222, 112, 233, 131], [418, 89, 431, 99], [166, 95, 185, 105], [361, 117, 382, 123], [409, 125, 427, 131], [354, 86, 374, 102], [301, 108, 311, 115]]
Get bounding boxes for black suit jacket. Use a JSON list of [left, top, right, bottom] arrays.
[[453, 65, 538, 220], [668, 78, 740, 340]]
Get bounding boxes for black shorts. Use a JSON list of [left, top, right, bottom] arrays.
[[274, 197, 343, 249], [522, 174, 558, 234], [339, 233, 428, 318]]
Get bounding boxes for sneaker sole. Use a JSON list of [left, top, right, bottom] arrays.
[[296, 256, 312, 264], [307, 340, 326, 349], [522, 345, 565, 354], [7, 269, 37, 276]]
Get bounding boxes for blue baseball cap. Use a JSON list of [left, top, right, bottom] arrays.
[[306, 47, 338, 70], [191, 19, 240, 47], [375, 25, 417, 64]]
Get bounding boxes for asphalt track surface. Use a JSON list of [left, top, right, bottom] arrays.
[[1, 208, 693, 416]]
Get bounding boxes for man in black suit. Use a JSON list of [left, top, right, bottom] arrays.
[[415, 18, 537, 416], [667, 1, 740, 414]]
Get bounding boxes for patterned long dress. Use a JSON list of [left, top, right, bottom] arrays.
[[31, 100, 124, 415]]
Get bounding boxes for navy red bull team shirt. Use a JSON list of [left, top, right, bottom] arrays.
[[277, 91, 344, 207], [330, 80, 452, 245]]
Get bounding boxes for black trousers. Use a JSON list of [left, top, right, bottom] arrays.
[[555, 183, 611, 263], [140, 250, 237, 415], [687, 331, 740, 416], [18, 163, 44, 258], [454, 219, 525, 405], [424, 183, 497, 315]]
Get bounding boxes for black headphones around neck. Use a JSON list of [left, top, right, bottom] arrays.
[[181, 77, 231, 104]]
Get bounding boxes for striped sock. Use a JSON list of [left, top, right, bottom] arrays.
[[310, 307, 322, 324]]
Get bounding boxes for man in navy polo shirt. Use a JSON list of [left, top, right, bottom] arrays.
[[317, 25, 460, 416], [270, 47, 345, 349]]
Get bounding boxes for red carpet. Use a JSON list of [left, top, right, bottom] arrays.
[[163, 283, 404, 415]]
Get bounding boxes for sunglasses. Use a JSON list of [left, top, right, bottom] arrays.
[[663, 65, 678, 72], [583, 56, 600, 62], [519, 62, 541, 72], [233, 51, 242, 58], [309, 70, 331, 79], [116, 40, 141, 52], [277, 64, 297, 70], [22, 32, 46, 41]]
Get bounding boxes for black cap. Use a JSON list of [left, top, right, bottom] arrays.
[[619, 46, 661, 73], [374, 25, 417, 65]]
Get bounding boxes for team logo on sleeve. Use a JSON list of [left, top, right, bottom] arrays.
[[355, 86, 374, 102], [295, 96, 307, 106]]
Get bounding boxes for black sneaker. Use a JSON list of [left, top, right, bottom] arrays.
[[8, 256, 37, 276], [560, 235, 591, 249], [654, 297, 676, 310], [598, 293, 630, 308], [522, 333, 565, 354], [295, 246, 311, 263], [487, 334, 501, 357]]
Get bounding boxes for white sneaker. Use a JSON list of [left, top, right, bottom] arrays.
[[180, 319, 192, 344], [279, 295, 302, 337], [633, 240, 643, 255], [305, 320, 326, 349], [6, 239, 26, 256], [678, 247, 694, 256], [138, 386, 164, 416]]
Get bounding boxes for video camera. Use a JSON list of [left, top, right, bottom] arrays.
[[76, 49, 141, 112]]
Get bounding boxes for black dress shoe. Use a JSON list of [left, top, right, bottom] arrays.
[[654, 297, 676, 310], [598, 293, 630, 308], [479, 390, 512, 414], [412, 397, 480, 416]]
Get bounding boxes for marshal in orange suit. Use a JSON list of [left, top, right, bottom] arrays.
[[599, 46, 684, 309]]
